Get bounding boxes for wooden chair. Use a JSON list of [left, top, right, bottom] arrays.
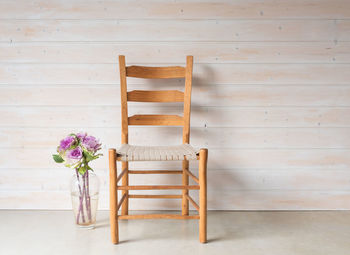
[[108, 55, 208, 244]]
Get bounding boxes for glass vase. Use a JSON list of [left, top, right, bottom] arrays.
[[70, 170, 100, 229]]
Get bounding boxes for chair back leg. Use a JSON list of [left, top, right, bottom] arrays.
[[121, 161, 129, 215], [182, 159, 189, 215], [199, 148, 208, 243]]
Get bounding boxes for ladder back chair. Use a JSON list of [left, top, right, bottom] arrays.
[[109, 55, 208, 244]]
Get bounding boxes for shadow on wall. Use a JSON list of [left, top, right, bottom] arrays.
[[193, 64, 250, 210]]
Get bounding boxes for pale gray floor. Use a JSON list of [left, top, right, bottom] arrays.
[[1, 210, 350, 255]]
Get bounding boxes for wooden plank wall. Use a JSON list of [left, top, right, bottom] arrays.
[[1, 0, 350, 210]]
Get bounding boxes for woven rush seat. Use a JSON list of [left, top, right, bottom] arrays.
[[117, 144, 198, 161]]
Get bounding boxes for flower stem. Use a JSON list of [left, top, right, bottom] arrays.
[[75, 168, 85, 224], [86, 169, 92, 221], [82, 171, 91, 222]]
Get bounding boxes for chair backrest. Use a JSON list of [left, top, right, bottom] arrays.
[[118, 55, 193, 145]]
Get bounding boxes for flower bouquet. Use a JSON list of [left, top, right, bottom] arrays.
[[53, 132, 102, 228]]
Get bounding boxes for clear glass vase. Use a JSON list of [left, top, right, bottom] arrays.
[[70, 170, 100, 229]]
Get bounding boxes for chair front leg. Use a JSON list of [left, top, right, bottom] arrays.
[[199, 148, 208, 243], [109, 149, 119, 244]]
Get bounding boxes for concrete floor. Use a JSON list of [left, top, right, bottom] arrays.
[[1, 210, 349, 255]]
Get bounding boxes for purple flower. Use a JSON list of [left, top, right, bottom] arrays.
[[76, 132, 87, 141], [59, 136, 76, 151], [66, 147, 83, 164], [82, 135, 101, 152]]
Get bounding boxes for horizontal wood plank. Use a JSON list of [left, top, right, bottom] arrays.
[[1, 106, 350, 128], [338, 21, 350, 41], [204, 107, 350, 128], [1, 148, 349, 170], [0, 20, 342, 42], [1, 42, 350, 64], [1, 0, 349, 211], [1, 127, 350, 150], [1, 0, 350, 19], [2, 168, 350, 192], [2, 64, 350, 85], [2, 85, 350, 107]]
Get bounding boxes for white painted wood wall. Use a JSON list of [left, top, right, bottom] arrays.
[[1, 0, 350, 210]]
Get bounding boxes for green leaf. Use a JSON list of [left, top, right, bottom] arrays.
[[78, 166, 86, 175], [83, 150, 94, 162], [53, 154, 64, 163]]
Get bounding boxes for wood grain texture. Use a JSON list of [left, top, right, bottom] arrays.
[[2, 106, 350, 128], [1, 0, 350, 19], [128, 114, 184, 126], [0, 20, 343, 42], [126, 66, 185, 79], [1, 0, 349, 210], [199, 149, 207, 243], [2, 42, 350, 64], [182, 55, 193, 144], [118, 55, 128, 146], [1, 148, 350, 170], [2, 85, 350, 106], [2, 127, 350, 149], [120, 161, 128, 216], [127, 90, 184, 102], [108, 148, 118, 244], [117, 55, 197, 225], [337, 21, 350, 41], [2, 169, 350, 192], [182, 159, 189, 215], [2, 64, 350, 85]]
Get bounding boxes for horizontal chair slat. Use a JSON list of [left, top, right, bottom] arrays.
[[116, 155, 198, 161], [129, 194, 182, 199], [128, 170, 183, 174], [117, 185, 200, 190], [126, 65, 186, 79], [127, 90, 184, 102], [118, 214, 200, 220], [128, 114, 184, 126]]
